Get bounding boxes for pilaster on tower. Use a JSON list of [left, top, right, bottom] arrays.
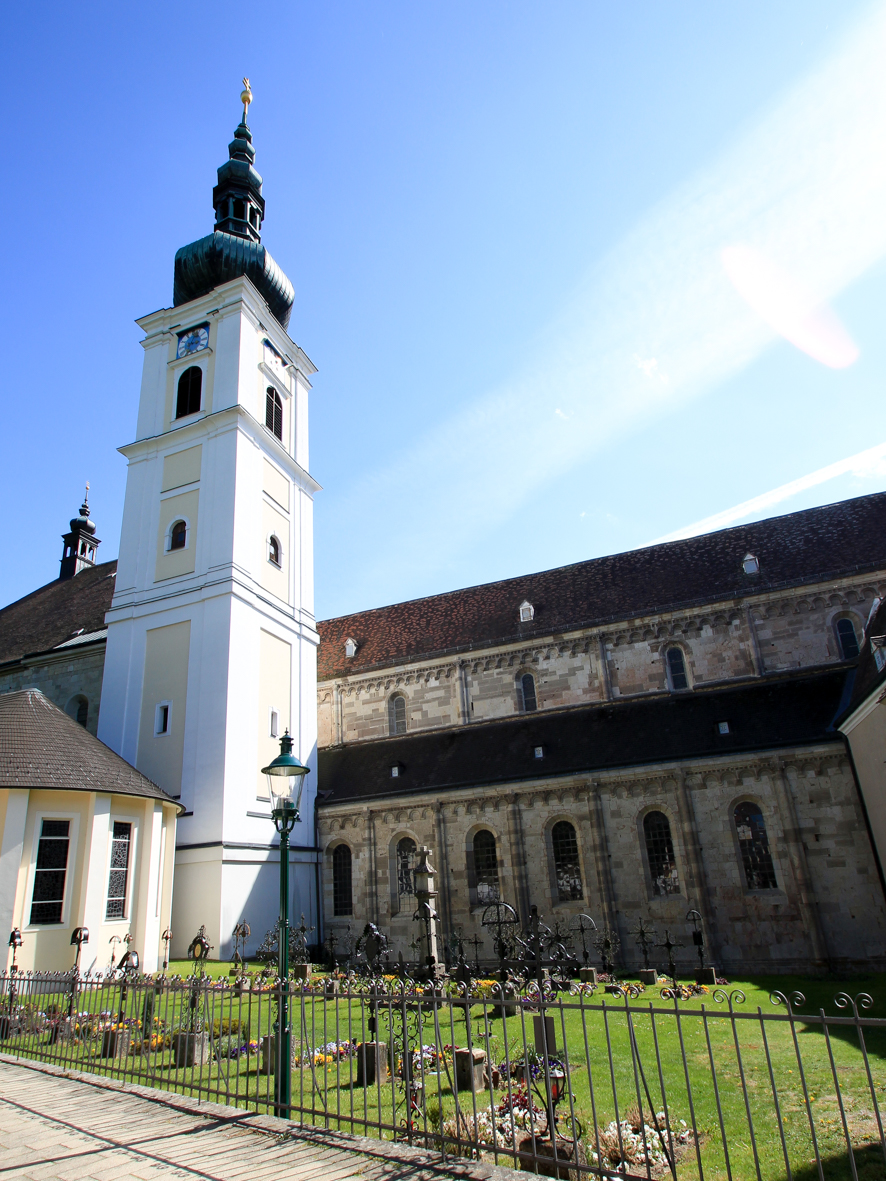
[[98, 87, 320, 967]]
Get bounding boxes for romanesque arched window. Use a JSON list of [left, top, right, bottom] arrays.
[[472, 830, 500, 904], [519, 672, 537, 712], [643, 811, 680, 895], [66, 695, 88, 727], [734, 802, 778, 889], [388, 694, 406, 736], [836, 617, 860, 660], [666, 648, 688, 691], [396, 837, 417, 897], [266, 387, 283, 440], [332, 844, 353, 916], [551, 820, 583, 901], [175, 366, 202, 418]]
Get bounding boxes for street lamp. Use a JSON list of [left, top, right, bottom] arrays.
[[261, 729, 309, 1119]]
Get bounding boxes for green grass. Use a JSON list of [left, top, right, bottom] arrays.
[[4, 971, 886, 1180]]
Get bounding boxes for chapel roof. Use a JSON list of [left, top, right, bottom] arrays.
[[0, 689, 184, 810], [0, 561, 118, 667], [317, 667, 849, 804], [317, 492, 886, 679]]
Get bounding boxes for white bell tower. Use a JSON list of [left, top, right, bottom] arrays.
[[98, 85, 320, 962]]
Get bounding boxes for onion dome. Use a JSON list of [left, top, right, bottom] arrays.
[[173, 81, 294, 330], [71, 490, 96, 536]]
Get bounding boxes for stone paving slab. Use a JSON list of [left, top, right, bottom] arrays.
[[0, 1057, 524, 1181]]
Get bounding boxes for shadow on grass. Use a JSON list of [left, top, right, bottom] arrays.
[[739, 974, 886, 1061], [787, 1143, 886, 1180]]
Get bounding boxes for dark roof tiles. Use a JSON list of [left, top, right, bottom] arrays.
[[0, 561, 118, 666], [317, 493, 886, 680], [318, 670, 848, 804], [0, 689, 183, 810]]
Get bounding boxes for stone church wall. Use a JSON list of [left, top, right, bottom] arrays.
[[318, 742, 886, 975], [318, 576, 885, 748], [0, 645, 106, 737]]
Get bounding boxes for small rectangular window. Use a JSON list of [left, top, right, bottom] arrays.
[[106, 822, 132, 920], [534, 746, 545, 759], [391, 765, 400, 778], [155, 702, 171, 736], [718, 721, 730, 735], [270, 708, 279, 739], [30, 819, 70, 925], [875, 645, 886, 672]]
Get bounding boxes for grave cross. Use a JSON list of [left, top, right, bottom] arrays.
[[467, 932, 483, 974], [481, 900, 520, 979], [659, 929, 685, 989], [593, 926, 621, 977], [568, 913, 598, 965], [323, 930, 338, 969], [633, 918, 657, 971], [686, 909, 706, 973], [292, 914, 314, 965]]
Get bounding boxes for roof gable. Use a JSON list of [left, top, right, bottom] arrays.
[[0, 561, 117, 666]]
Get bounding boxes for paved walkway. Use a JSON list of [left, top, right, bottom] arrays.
[[0, 1058, 511, 1181]]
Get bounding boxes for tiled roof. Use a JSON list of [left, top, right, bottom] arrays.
[[317, 493, 886, 680], [0, 562, 117, 666], [317, 669, 848, 804], [0, 689, 183, 810]]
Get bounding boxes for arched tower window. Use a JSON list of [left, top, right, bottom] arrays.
[[551, 820, 583, 901], [734, 802, 777, 889], [388, 694, 406, 736], [519, 672, 537, 712], [836, 618, 860, 660], [266, 387, 283, 440], [472, 830, 500, 904], [268, 536, 281, 566], [332, 844, 353, 916], [396, 837, 417, 897], [643, 811, 680, 895], [175, 366, 202, 419], [666, 647, 688, 691], [170, 520, 187, 551]]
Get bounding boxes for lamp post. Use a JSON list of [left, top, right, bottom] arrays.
[[261, 729, 309, 1119]]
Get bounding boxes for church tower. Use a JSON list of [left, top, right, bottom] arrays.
[[98, 84, 320, 963], [59, 486, 101, 579]]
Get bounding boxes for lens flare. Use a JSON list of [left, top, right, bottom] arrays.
[[722, 245, 859, 368]]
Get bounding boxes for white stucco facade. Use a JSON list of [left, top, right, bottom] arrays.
[[99, 275, 320, 959]]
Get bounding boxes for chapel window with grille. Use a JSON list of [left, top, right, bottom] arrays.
[[666, 647, 688, 691], [333, 844, 353, 916], [734, 802, 778, 889], [397, 837, 417, 898], [551, 820, 583, 901], [837, 618, 860, 660], [266, 387, 283, 440], [105, 822, 132, 920], [472, 829, 500, 904], [643, 811, 680, 895], [388, 694, 407, 735], [30, 819, 71, 925], [520, 672, 537, 712]]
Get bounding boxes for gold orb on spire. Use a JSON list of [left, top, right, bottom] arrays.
[[240, 77, 253, 120]]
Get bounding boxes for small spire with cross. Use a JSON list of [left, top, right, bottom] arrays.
[[240, 77, 253, 122]]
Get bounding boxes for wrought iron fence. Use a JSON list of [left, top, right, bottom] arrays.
[[0, 967, 884, 1181]]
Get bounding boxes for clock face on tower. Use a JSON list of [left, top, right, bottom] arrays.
[[176, 324, 210, 358]]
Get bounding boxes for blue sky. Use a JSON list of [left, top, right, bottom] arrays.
[[2, 2, 886, 620]]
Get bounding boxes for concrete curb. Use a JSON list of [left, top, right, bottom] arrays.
[[0, 1053, 530, 1181]]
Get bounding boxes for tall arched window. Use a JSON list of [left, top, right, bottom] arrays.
[[170, 520, 187, 551], [472, 830, 500, 903], [388, 694, 406, 736], [666, 648, 688, 691], [266, 387, 283, 440], [396, 837, 417, 898], [519, 672, 537, 712], [175, 366, 202, 418], [66, 695, 88, 727], [836, 618, 860, 660], [643, 811, 680, 895], [734, 802, 777, 889], [551, 820, 583, 901], [332, 844, 353, 916]]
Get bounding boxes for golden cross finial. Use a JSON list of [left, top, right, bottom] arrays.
[[240, 78, 253, 121]]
